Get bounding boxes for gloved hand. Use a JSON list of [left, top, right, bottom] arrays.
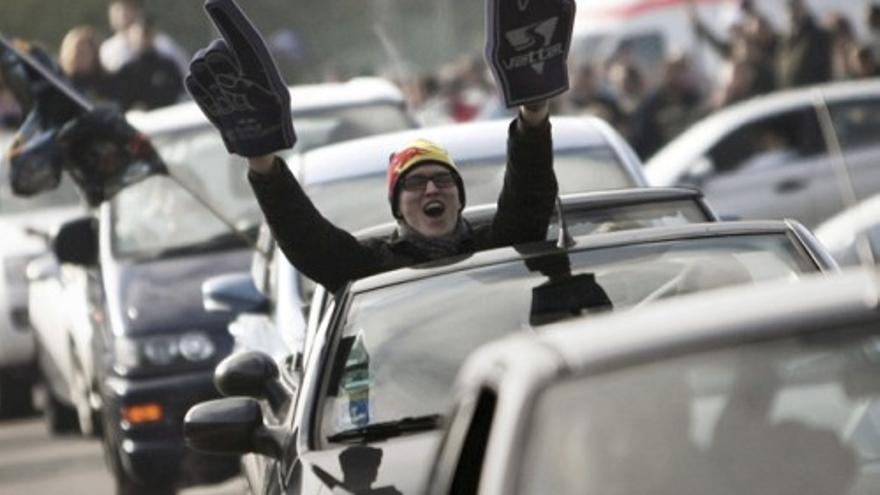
[[185, 0, 296, 158], [485, 0, 576, 108]]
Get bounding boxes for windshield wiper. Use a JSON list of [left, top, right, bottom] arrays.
[[326, 414, 442, 443]]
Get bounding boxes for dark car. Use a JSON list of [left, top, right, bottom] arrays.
[[184, 219, 835, 495], [49, 173, 257, 494], [427, 266, 880, 495]]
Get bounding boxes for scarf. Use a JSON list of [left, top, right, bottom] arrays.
[[395, 219, 474, 261]]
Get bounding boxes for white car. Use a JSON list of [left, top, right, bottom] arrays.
[[814, 192, 880, 267], [645, 79, 880, 228], [0, 174, 83, 418], [26, 77, 418, 436]]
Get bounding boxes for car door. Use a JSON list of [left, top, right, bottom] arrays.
[[695, 107, 827, 225]]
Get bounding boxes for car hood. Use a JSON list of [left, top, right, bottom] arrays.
[[298, 431, 442, 494], [109, 247, 252, 336]]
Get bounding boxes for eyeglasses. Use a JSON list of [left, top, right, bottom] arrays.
[[401, 172, 457, 192]]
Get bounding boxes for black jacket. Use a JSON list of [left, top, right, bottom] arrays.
[[249, 116, 557, 292]]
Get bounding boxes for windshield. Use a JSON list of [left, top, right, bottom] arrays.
[[321, 233, 818, 439], [110, 174, 256, 258], [519, 325, 880, 495], [306, 147, 631, 232]]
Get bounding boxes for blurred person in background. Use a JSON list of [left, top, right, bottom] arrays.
[[445, 55, 492, 123], [565, 63, 623, 129], [868, 3, 880, 62], [631, 53, 705, 159], [114, 18, 183, 111], [58, 25, 119, 105], [848, 45, 879, 78], [826, 13, 859, 80], [100, 0, 189, 75], [606, 61, 646, 141], [689, 0, 776, 97], [710, 58, 758, 110], [777, 0, 832, 89]]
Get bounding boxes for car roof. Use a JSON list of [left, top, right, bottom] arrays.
[[125, 77, 405, 136], [645, 78, 880, 183], [353, 186, 716, 239], [292, 115, 646, 187], [518, 267, 875, 376], [349, 219, 827, 293]]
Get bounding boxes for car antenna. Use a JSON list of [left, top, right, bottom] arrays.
[[813, 89, 878, 303], [556, 197, 575, 249]]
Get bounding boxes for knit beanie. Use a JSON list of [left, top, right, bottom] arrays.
[[387, 139, 465, 218]]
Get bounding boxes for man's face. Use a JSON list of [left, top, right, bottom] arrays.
[[109, 2, 138, 32], [397, 163, 462, 239]]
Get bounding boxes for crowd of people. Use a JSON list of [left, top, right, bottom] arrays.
[[0, 0, 187, 128], [399, 0, 880, 159]]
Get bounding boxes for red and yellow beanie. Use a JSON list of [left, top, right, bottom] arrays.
[[387, 139, 465, 218]]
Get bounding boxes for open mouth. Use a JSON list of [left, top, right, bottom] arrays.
[[423, 201, 446, 218]]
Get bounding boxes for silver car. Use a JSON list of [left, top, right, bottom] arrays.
[[428, 267, 880, 495], [189, 219, 835, 495], [645, 79, 880, 228]]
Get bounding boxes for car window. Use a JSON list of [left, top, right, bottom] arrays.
[[321, 233, 818, 439], [293, 103, 414, 153], [547, 199, 711, 239], [706, 108, 824, 177], [306, 146, 633, 232], [110, 175, 254, 258], [829, 98, 880, 152], [518, 324, 880, 495]]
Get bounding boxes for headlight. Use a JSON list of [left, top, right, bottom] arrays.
[[179, 332, 216, 361], [114, 331, 217, 372]]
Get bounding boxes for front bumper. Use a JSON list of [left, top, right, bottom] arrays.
[[103, 369, 239, 486]]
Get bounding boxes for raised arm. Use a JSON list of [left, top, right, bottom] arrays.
[[186, 0, 378, 291], [483, 0, 572, 246]]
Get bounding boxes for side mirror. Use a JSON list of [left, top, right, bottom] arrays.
[[183, 397, 287, 459], [214, 351, 293, 412], [202, 272, 268, 314], [53, 216, 97, 266]]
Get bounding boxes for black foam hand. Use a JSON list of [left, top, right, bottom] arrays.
[[485, 0, 576, 107], [185, 0, 296, 157]]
